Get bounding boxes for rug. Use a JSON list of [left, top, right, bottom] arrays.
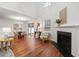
[[0, 48, 15, 57]]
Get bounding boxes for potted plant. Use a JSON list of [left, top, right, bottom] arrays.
[[56, 19, 62, 27]]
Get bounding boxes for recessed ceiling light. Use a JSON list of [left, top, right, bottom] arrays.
[[10, 16, 30, 21]]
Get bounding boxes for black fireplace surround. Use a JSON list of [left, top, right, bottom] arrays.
[[57, 31, 73, 57]]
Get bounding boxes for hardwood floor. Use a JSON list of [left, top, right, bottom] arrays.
[[10, 35, 63, 57]]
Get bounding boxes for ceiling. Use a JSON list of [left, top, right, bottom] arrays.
[[0, 7, 33, 21], [0, 2, 54, 21], [0, 2, 38, 21]]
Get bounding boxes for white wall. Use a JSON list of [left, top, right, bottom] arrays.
[[37, 2, 79, 41], [55, 2, 79, 24]]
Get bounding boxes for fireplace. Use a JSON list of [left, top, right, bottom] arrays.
[[57, 31, 72, 57]]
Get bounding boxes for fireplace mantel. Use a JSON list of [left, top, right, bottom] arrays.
[[53, 24, 79, 56], [55, 24, 79, 28]]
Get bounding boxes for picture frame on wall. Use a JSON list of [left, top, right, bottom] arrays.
[[59, 7, 67, 24]]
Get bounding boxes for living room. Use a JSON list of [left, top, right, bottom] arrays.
[[0, 2, 79, 57]]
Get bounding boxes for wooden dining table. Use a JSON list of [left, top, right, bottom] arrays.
[[0, 37, 14, 50]]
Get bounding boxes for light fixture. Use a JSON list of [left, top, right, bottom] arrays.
[[10, 16, 30, 21], [40, 2, 52, 7]]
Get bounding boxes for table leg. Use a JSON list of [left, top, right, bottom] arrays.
[[1, 42, 3, 50], [5, 41, 8, 50], [10, 41, 12, 47]]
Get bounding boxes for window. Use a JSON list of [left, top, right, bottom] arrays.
[[45, 20, 51, 31], [28, 23, 34, 34], [1, 27, 12, 37], [2, 27, 11, 33]]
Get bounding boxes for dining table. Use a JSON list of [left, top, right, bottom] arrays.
[[0, 37, 14, 50]]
